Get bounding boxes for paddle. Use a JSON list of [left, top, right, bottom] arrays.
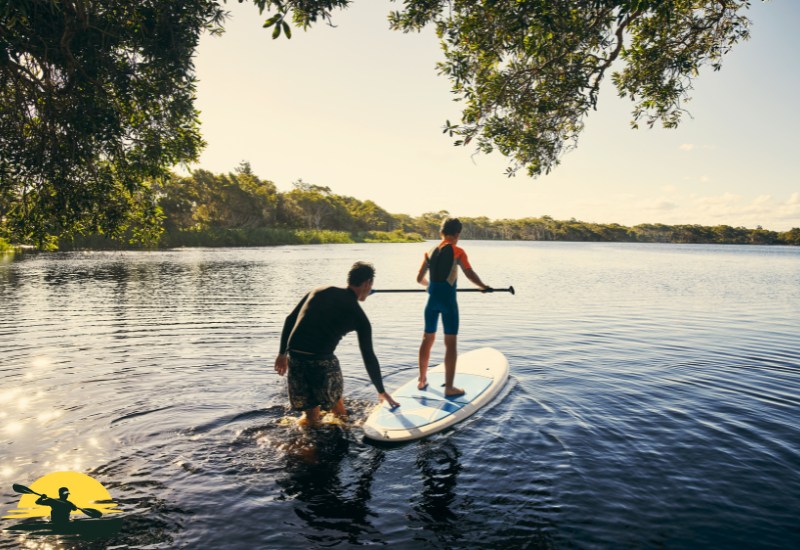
[[372, 286, 515, 295], [12, 484, 104, 519]]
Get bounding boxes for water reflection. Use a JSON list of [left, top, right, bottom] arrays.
[[2, 244, 799, 549], [275, 425, 387, 546], [411, 442, 463, 528]]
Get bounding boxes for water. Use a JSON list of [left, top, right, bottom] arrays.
[[1, 242, 799, 549]]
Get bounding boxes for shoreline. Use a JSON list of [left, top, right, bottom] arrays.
[[3, 239, 797, 254]]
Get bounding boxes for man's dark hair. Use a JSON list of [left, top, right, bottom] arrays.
[[348, 261, 375, 287], [440, 217, 463, 236]]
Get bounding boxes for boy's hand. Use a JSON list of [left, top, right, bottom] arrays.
[[481, 286, 492, 294]]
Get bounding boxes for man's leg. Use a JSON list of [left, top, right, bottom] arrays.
[[418, 332, 436, 389], [288, 355, 319, 423], [330, 397, 347, 417], [443, 334, 464, 396], [301, 405, 321, 424]]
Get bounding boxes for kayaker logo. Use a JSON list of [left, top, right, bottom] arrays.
[[3, 471, 121, 524]]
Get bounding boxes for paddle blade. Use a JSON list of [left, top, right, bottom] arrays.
[[80, 507, 103, 519], [509, 286, 515, 295], [12, 484, 38, 496]]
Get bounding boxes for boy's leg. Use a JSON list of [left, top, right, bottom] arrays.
[[418, 332, 436, 389], [443, 334, 464, 396]]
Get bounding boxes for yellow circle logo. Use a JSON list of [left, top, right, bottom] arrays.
[[4, 471, 120, 520]]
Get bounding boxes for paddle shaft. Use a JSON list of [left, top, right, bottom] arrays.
[[373, 286, 515, 295], [12, 484, 103, 518]]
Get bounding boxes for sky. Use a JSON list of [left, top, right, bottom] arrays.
[[191, 1, 800, 231]]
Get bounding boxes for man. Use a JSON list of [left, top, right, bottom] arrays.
[[274, 261, 400, 422], [35, 487, 78, 524], [417, 218, 490, 395]]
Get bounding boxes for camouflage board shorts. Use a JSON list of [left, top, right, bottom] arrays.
[[287, 353, 344, 411]]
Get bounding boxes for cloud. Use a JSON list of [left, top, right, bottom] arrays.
[[753, 195, 771, 205], [638, 198, 678, 211], [695, 192, 742, 206], [661, 185, 678, 192], [570, 191, 800, 231], [579, 199, 610, 207], [700, 175, 711, 182], [518, 192, 550, 199], [678, 144, 715, 152]]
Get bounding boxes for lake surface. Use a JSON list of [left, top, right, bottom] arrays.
[[1, 242, 799, 550]]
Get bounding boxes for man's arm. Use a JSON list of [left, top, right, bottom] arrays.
[[275, 293, 308, 376], [355, 314, 400, 408]]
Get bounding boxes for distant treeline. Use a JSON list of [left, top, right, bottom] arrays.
[[57, 162, 428, 249], [57, 227, 423, 250], [46, 162, 800, 249], [157, 163, 410, 235], [441, 217, 800, 245]]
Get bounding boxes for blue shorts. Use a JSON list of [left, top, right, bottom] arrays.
[[424, 281, 459, 335]]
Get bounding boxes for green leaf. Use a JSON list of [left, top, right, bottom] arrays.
[[283, 21, 291, 39], [263, 14, 281, 28], [272, 23, 282, 39]]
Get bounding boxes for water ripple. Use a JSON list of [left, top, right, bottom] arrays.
[[1, 243, 799, 549]]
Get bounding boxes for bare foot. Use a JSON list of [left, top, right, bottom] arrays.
[[298, 415, 319, 426], [417, 377, 428, 390], [444, 386, 465, 397]]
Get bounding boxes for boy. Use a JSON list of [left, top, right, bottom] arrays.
[[416, 218, 490, 395]]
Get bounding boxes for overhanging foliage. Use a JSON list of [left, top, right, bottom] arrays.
[[0, 0, 766, 246], [0, 0, 225, 246], [259, 0, 758, 176]]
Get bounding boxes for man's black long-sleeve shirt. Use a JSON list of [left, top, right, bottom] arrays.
[[279, 286, 385, 394]]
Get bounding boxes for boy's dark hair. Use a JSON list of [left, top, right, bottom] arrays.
[[348, 261, 375, 287], [440, 217, 463, 236]]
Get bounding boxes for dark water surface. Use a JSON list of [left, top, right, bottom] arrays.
[[1, 242, 799, 549]]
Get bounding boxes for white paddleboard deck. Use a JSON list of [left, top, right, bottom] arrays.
[[363, 347, 509, 442]]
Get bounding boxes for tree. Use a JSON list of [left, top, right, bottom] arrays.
[[778, 228, 800, 246], [285, 179, 339, 229], [0, 0, 225, 245]]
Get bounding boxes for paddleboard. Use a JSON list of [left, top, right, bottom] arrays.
[[363, 347, 509, 442]]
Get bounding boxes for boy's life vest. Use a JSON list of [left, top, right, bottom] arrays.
[[422, 241, 472, 286]]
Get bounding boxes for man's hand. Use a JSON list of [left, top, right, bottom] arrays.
[[379, 392, 400, 409], [274, 354, 288, 376]]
